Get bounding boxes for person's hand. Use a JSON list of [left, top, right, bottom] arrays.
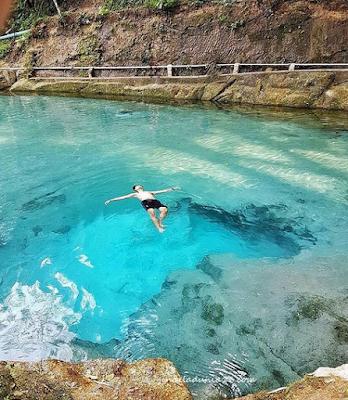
[[105, 200, 110, 205], [172, 186, 181, 190]]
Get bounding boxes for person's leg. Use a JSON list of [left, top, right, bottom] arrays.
[[159, 206, 168, 228], [147, 209, 164, 233]]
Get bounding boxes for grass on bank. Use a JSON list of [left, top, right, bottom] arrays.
[[8, 0, 241, 32], [0, 40, 12, 60]]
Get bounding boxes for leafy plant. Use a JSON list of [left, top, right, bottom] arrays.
[[100, 0, 128, 11], [76, 12, 91, 26], [8, 0, 64, 31], [98, 5, 112, 15], [16, 31, 32, 51], [145, 0, 180, 11], [0, 40, 12, 59]]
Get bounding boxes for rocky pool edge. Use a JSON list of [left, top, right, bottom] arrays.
[[3, 70, 348, 111], [0, 358, 347, 399]]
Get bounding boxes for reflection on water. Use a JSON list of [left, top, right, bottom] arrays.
[[0, 95, 347, 398]]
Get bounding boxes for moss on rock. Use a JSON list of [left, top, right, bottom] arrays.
[[78, 34, 103, 66], [201, 296, 224, 326], [9, 71, 348, 111]]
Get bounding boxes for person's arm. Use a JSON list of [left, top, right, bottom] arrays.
[[151, 187, 181, 195], [105, 193, 135, 205]]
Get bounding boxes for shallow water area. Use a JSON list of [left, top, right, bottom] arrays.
[[0, 95, 348, 398]]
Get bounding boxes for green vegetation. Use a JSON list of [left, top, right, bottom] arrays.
[[8, 0, 65, 31], [5, 0, 291, 31], [100, 0, 137, 11], [24, 49, 38, 73], [102, 0, 183, 11], [98, 5, 112, 15], [6, 0, 214, 31], [145, 0, 181, 11], [16, 31, 32, 52], [78, 34, 103, 66], [0, 40, 12, 60], [201, 296, 224, 326]]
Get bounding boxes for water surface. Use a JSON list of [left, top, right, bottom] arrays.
[[0, 95, 347, 398]]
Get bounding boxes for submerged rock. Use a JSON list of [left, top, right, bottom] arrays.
[[201, 296, 224, 326], [21, 193, 66, 212], [285, 294, 330, 324], [71, 338, 120, 361], [31, 225, 42, 236], [52, 225, 72, 235], [0, 358, 193, 400], [188, 201, 316, 257], [123, 254, 348, 399]]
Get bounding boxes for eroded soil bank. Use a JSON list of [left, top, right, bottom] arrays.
[[1, 0, 348, 67]]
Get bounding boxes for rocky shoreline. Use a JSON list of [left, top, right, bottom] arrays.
[[236, 365, 348, 400], [0, 358, 193, 400], [0, 358, 347, 400], [5, 70, 348, 111]]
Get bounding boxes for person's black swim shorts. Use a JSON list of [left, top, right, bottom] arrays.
[[141, 199, 167, 211]]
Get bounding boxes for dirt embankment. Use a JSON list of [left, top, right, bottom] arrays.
[[2, 0, 348, 68]]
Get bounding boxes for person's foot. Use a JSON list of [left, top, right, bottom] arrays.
[[158, 227, 164, 233], [159, 224, 167, 228]]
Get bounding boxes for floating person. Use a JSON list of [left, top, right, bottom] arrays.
[[105, 185, 181, 233]]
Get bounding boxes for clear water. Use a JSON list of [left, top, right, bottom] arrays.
[[0, 95, 348, 398]]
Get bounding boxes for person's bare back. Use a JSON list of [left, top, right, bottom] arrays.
[[105, 184, 180, 232]]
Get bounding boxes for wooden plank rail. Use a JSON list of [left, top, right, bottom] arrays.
[[1, 63, 348, 78]]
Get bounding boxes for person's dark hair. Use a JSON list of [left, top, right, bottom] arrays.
[[133, 185, 142, 191]]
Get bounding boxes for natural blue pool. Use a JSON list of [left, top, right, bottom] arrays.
[[0, 95, 348, 398]]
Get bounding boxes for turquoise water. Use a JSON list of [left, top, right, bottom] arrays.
[[0, 95, 348, 397]]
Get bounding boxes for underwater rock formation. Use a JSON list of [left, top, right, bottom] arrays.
[[20, 192, 66, 212], [0, 358, 193, 400], [188, 200, 316, 255], [120, 253, 348, 399]]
